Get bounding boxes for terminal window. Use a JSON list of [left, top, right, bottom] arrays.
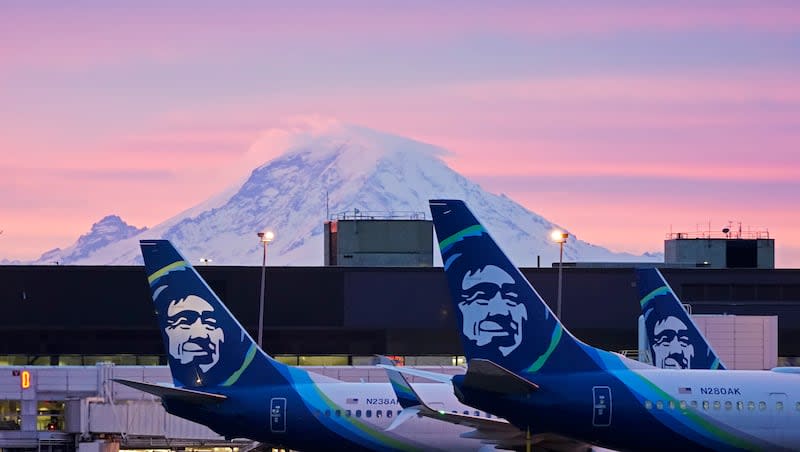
[[0, 400, 20, 430]]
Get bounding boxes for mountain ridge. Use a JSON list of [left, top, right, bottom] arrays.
[[20, 122, 661, 267]]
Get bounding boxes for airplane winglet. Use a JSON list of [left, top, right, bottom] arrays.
[[113, 378, 227, 404], [462, 359, 540, 396]]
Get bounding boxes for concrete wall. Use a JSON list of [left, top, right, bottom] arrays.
[[664, 238, 775, 269], [665, 239, 727, 268], [328, 220, 433, 266], [693, 315, 778, 370]]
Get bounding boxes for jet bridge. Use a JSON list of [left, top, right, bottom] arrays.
[[0, 362, 465, 451], [0, 363, 251, 452]]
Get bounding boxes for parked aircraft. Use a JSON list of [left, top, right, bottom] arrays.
[[637, 267, 727, 370], [115, 239, 516, 451], [428, 199, 800, 451]]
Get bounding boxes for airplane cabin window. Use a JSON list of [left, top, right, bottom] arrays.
[[748, 401, 755, 411], [796, 402, 800, 411], [376, 410, 382, 418], [724, 401, 732, 411], [387, 410, 393, 418], [656, 401, 664, 410], [668, 400, 675, 410], [713, 401, 721, 410], [345, 410, 352, 417], [776, 401, 784, 411], [397, 410, 402, 417], [644, 400, 653, 410], [325, 410, 330, 417], [463, 410, 469, 415], [679, 401, 687, 410], [759, 401, 767, 411], [702, 401, 710, 410], [356, 410, 362, 418], [737, 401, 744, 411], [366, 410, 372, 418], [690, 400, 698, 408], [335, 410, 341, 417]]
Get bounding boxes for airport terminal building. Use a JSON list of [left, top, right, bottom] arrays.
[[1, 218, 798, 450], [1, 264, 799, 367]]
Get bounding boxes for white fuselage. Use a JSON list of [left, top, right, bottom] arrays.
[[628, 368, 800, 448], [310, 381, 505, 451]]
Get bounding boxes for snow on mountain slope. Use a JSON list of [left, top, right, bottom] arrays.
[[29, 122, 661, 266]]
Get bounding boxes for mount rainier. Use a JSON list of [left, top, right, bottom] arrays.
[[27, 123, 661, 267]]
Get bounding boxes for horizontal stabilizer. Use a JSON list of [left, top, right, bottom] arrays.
[[374, 364, 456, 383], [113, 378, 227, 404], [463, 359, 539, 396]]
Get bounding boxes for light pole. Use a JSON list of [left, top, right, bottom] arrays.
[[550, 230, 569, 319], [257, 230, 275, 348]]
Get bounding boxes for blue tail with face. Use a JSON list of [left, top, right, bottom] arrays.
[[140, 239, 289, 388], [429, 200, 608, 375], [637, 267, 726, 370]]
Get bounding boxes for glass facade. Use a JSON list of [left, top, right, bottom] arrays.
[[0, 400, 20, 430]]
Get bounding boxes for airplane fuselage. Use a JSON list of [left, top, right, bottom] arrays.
[[164, 381, 499, 452], [456, 367, 800, 451]]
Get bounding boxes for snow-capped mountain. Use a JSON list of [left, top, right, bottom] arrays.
[[31, 123, 661, 266], [33, 215, 147, 264]]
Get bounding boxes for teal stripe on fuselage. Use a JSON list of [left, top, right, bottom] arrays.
[[276, 365, 423, 452], [592, 352, 772, 451]]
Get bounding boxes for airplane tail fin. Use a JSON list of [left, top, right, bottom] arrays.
[[429, 200, 597, 374], [140, 239, 289, 388], [636, 267, 726, 370]]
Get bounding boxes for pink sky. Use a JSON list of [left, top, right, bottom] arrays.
[[1, 1, 799, 266]]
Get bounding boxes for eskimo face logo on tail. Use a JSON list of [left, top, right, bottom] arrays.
[[459, 264, 528, 356], [443, 233, 532, 359], [644, 305, 698, 369], [165, 295, 225, 372]]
